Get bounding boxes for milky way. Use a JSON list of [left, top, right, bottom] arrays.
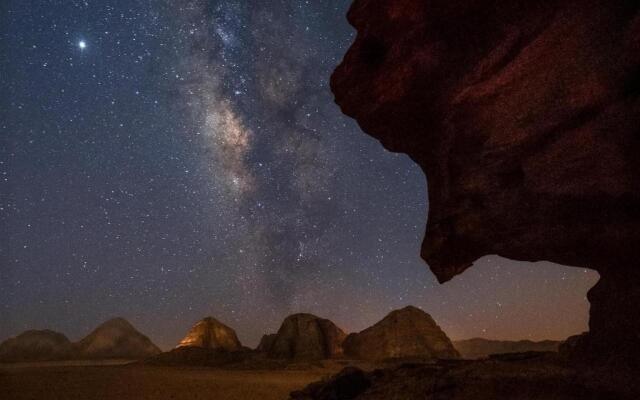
[[1, 0, 598, 349]]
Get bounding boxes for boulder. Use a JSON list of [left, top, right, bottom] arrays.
[[74, 317, 160, 359], [176, 317, 242, 351], [343, 306, 459, 361], [0, 330, 72, 362], [331, 0, 640, 364], [266, 313, 346, 360]]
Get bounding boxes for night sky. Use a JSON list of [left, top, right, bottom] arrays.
[[1, 0, 599, 350]]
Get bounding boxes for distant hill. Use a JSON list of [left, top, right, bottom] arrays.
[[454, 338, 561, 359], [0, 330, 73, 362], [343, 306, 459, 361], [74, 318, 161, 360], [176, 317, 242, 351], [0, 318, 160, 363], [262, 313, 347, 360]]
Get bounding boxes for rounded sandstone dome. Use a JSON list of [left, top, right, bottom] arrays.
[[266, 313, 346, 360], [176, 317, 242, 351], [75, 317, 161, 360], [344, 306, 459, 361], [0, 330, 72, 362]]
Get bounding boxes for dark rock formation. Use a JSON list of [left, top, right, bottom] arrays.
[[256, 333, 277, 352], [291, 355, 639, 400], [331, 0, 640, 364], [264, 313, 346, 360], [74, 317, 160, 360], [0, 330, 73, 362], [291, 367, 372, 400], [558, 332, 587, 358], [176, 317, 242, 351], [343, 306, 459, 361], [454, 338, 561, 359]]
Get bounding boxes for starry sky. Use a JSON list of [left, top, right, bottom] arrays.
[[1, 0, 599, 350]]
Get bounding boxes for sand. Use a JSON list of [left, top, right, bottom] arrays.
[[0, 362, 333, 400]]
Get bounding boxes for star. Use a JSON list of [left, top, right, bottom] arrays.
[[78, 40, 87, 50]]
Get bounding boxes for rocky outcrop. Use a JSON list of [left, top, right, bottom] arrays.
[[74, 318, 160, 360], [144, 317, 248, 367], [257, 333, 277, 352], [176, 317, 242, 351], [331, 0, 640, 364], [291, 354, 639, 400], [264, 313, 346, 360], [343, 306, 459, 361], [454, 338, 560, 359], [0, 330, 73, 362]]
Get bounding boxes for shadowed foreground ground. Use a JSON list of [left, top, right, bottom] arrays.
[[0, 362, 333, 400], [292, 354, 640, 400]]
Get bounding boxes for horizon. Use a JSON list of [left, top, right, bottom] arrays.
[[2, 290, 591, 351], [0, 309, 572, 353]]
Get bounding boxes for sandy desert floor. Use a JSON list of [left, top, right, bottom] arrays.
[[0, 362, 335, 400]]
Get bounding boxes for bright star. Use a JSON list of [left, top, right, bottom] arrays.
[[78, 40, 87, 50]]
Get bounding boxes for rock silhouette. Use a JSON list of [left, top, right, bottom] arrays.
[[290, 354, 638, 400], [0, 330, 73, 362], [454, 338, 560, 359], [176, 317, 242, 351], [257, 333, 277, 352], [343, 306, 459, 361], [74, 317, 160, 360], [144, 317, 247, 367], [264, 313, 346, 360], [331, 0, 640, 364]]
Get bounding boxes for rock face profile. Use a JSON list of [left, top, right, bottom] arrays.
[[343, 306, 459, 361], [74, 317, 160, 360], [263, 313, 346, 360], [331, 0, 640, 364], [0, 330, 72, 362], [176, 317, 242, 351], [454, 338, 561, 359]]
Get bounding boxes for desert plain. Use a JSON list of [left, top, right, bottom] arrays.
[[0, 360, 344, 400]]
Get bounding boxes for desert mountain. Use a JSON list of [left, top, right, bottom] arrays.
[[74, 317, 160, 359], [256, 333, 277, 352], [263, 313, 346, 360], [176, 317, 242, 351], [0, 330, 73, 362], [343, 306, 459, 361], [454, 338, 561, 359]]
